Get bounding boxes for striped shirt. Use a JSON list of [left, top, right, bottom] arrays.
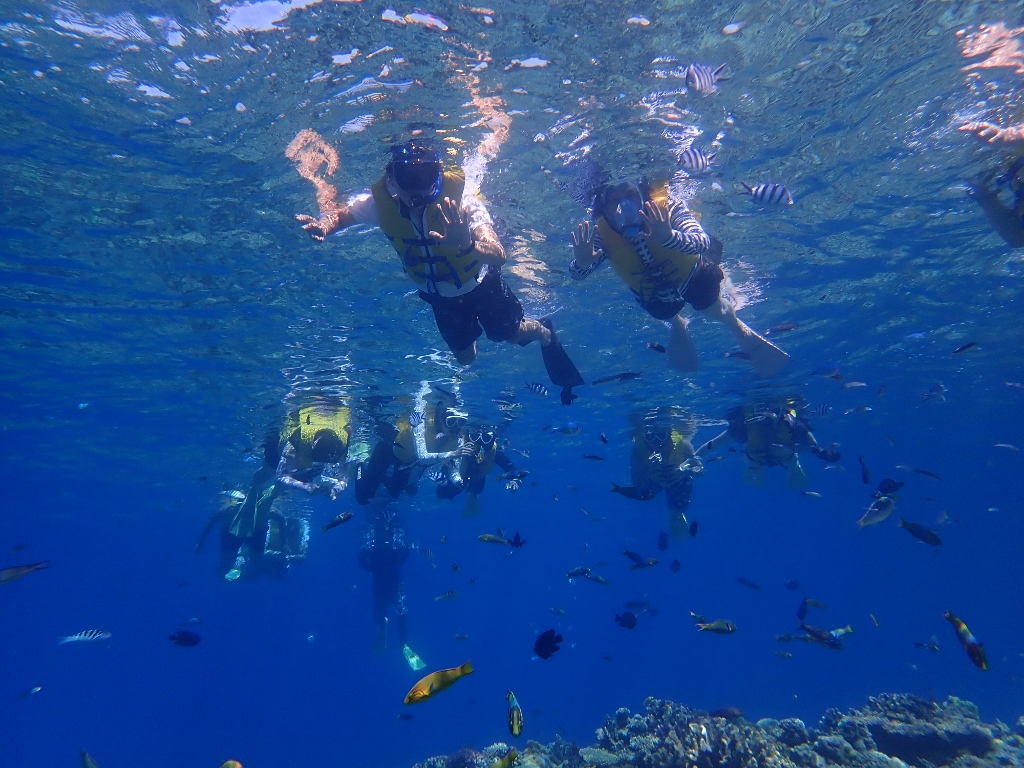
[[569, 201, 710, 284]]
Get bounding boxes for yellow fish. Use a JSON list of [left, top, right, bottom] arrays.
[[220, 763, 243, 768], [404, 660, 474, 704], [493, 749, 519, 768], [80, 752, 100, 768]]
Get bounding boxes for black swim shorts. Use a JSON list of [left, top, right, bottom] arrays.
[[638, 259, 724, 319], [419, 267, 525, 353]]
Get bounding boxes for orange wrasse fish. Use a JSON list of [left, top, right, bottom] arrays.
[[404, 660, 474, 704], [943, 612, 987, 670]]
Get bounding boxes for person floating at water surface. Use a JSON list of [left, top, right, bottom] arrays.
[[568, 178, 789, 377], [288, 133, 584, 404], [961, 120, 1024, 247]]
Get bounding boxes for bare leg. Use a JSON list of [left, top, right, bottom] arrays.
[[967, 181, 1024, 247], [701, 297, 789, 378], [668, 314, 699, 372], [454, 342, 478, 366], [506, 317, 551, 347]]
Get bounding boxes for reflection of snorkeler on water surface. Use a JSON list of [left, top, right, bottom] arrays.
[[196, 403, 352, 581], [569, 177, 789, 378], [353, 381, 476, 506], [629, 408, 704, 541], [286, 130, 584, 404], [358, 508, 425, 670], [961, 121, 1024, 247], [696, 398, 839, 490]]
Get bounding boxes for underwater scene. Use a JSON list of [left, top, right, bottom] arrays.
[[2, 0, 1024, 766]]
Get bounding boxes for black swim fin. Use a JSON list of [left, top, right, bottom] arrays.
[[540, 318, 584, 405]]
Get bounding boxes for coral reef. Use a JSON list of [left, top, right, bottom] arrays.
[[411, 693, 1024, 768]]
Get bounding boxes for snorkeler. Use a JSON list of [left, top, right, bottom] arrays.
[[961, 120, 1024, 247], [196, 402, 352, 580], [437, 423, 521, 517], [358, 509, 425, 670], [289, 136, 584, 404], [353, 381, 475, 506], [696, 398, 839, 489], [629, 408, 704, 540], [569, 178, 789, 377]]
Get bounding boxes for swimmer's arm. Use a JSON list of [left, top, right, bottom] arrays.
[[569, 231, 607, 279], [296, 191, 377, 241], [462, 199, 505, 266], [960, 121, 1024, 147], [695, 429, 732, 457], [661, 202, 711, 254]]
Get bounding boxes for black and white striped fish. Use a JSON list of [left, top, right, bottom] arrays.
[[59, 629, 112, 645], [679, 147, 717, 172], [805, 404, 833, 418], [741, 182, 794, 205], [685, 63, 728, 95], [524, 382, 549, 397]]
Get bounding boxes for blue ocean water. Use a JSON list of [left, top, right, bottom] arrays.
[[2, 0, 1023, 766]]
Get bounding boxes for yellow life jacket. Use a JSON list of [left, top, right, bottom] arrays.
[[371, 170, 483, 290], [280, 405, 351, 469], [595, 181, 699, 302], [631, 426, 693, 487], [392, 409, 460, 465], [744, 406, 797, 467]]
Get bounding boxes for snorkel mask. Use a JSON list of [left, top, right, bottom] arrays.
[[601, 182, 645, 238], [388, 142, 443, 209]]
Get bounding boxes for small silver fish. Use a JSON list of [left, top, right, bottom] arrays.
[[685, 62, 727, 95], [59, 629, 112, 645], [680, 147, 716, 172], [741, 182, 794, 205], [921, 383, 946, 402], [434, 590, 459, 602]]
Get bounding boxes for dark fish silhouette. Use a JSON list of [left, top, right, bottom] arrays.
[[657, 532, 669, 551], [647, 342, 667, 353], [952, 342, 977, 355], [784, 579, 800, 590], [0, 561, 48, 585], [592, 372, 641, 385], [610, 484, 656, 501], [858, 456, 870, 484], [689, 521, 698, 538], [877, 478, 904, 496], [510, 532, 526, 548], [799, 623, 842, 649], [737, 577, 762, 591], [582, 455, 605, 461], [533, 629, 562, 659], [797, 597, 808, 622], [898, 519, 941, 546], [599, 433, 609, 444], [766, 322, 799, 335], [670, 560, 681, 573], [324, 511, 353, 532], [943, 611, 986, 670], [168, 630, 202, 647], [710, 707, 743, 720], [615, 612, 637, 629]]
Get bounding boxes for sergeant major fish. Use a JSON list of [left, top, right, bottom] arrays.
[[524, 382, 548, 397], [680, 147, 716, 172], [741, 181, 794, 205], [59, 629, 112, 645], [685, 62, 728, 94]]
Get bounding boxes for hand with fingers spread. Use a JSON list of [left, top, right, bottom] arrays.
[[640, 200, 672, 244], [571, 221, 598, 265], [427, 197, 473, 251], [960, 121, 1024, 147], [295, 210, 343, 242]]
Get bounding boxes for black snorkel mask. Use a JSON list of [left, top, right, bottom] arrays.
[[389, 142, 443, 209], [601, 182, 645, 238]]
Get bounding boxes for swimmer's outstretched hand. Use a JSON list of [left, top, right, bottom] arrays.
[[570, 221, 597, 263], [296, 210, 342, 241], [428, 197, 472, 250], [960, 121, 1024, 146], [639, 200, 672, 244]]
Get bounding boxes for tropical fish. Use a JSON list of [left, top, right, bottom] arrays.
[[622, 549, 657, 570], [509, 532, 526, 548], [921, 383, 946, 402], [533, 629, 562, 659], [59, 629, 112, 645], [877, 478, 904, 496], [710, 707, 743, 719], [830, 625, 853, 639], [737, 577, 762, 591], [856, 496, 895, 528], [801, 491, 822, 498], [550, 607, 569, 616], [841, 381, 868, 389], [599, 433, 609, 443], [479, 533, 510, 545], [168, 630, 201, 647], [799, 623, 842, 649], [0, 561, 49, 585], [670, 560, 681, 572], [434, 590, 459, 602], [493, 749, 519, 768], [506, 690, 524, 736], [81, 752, 101, 768], [586, 573, 611, 586], [615, 611, 637, 629], [404, 660, 475, 703], [689, 521, 698, 538], [952, 341, 977, 354], [499, 469, 529, 481], [690, 611, 707, 624], [582, 454, 605, 461], [20, 686, 42, 699], [566, 566, 591, 580], [685, 62, 727, 94], [220, 762, 243, 768], [898, 519, 941, 546], [696, 619, 736, 634], [805, 598, 828, 610], [610, 484, 656, 501], [843, 406, 873, 415], [775, 651, 793, 659], [657, 532, 669, 551], [323, 511, 353, 532], [543, 422, 581, 436], [943, 611, 986, 670], [766, 321, 799, 334], [397, 713, 414, 721], [807, 404, 833, 418], [680, 147, 716, 172], [858, 456, 870, 484], [797, 597, 808, 621], [647, 342, 666, 353], [914, 635, 940, 653], [592, 372, 641, 385], [895, 464, 940, 480], [812, 366, 842, 380], [524, 382, 548, 396], [741, 181, 793, 205]]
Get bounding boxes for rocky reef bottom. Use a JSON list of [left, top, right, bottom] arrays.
[[413, 694, 1024, 768]]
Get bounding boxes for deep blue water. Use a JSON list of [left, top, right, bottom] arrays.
[[2, 1, 1024, 767]]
